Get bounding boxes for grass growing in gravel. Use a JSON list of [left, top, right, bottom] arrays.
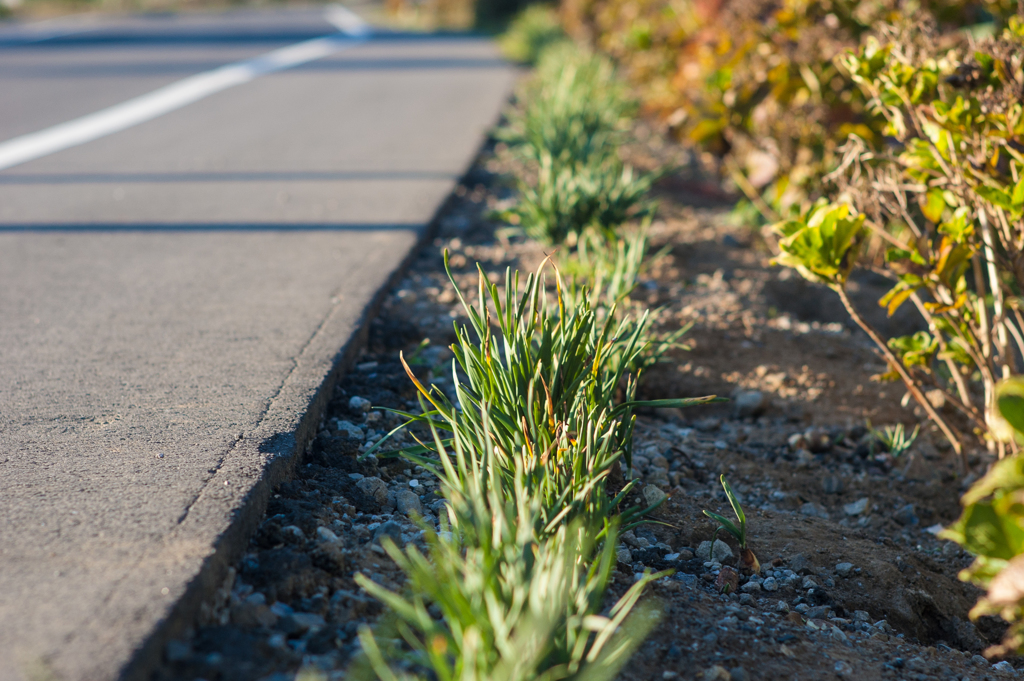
[[353, 409, 663, 681], [352, 19, 716, 679], [500, 43, 654, 245], [372, 254, 719, 536]]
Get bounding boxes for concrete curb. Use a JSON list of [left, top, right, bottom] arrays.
[[118, 138, 491, 681]]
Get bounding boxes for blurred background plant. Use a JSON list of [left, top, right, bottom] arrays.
[[499, 42, 656, 245], [498, 3, 567, 62], [559, 0, 1018, 224]]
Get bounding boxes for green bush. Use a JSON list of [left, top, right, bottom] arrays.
[[772, 20, 1024, 462]]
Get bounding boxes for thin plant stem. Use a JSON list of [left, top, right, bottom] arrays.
[[836, 285, 967, 471]]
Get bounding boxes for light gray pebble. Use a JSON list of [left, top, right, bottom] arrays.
[[356, 477, 389, 505], [835, 562, 854, 577], [396, 489, 423, 516], [316, 527, 339, 543], [373, 521, 404, 545], [697, 539, 733, 563], [643, 484, 667, 507], [844, 498, 869, 516], [800, 502, 829, 520], [761, 576, 778, 592], [733, 390, 768, 418], [281, 525, 305, 542], [348, 396, 372, 412]]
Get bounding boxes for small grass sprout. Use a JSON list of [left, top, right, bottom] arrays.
[[869, 422, 920, 459], [703, 475, 759, 574]]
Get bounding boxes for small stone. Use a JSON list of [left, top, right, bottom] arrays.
[[348, 396, 372, 412], [335, 420, 364, 439], [697, 539, 734, 563], [617, 547, 633, 564], [408, 479, 419, 488], [622, 530, 641, 548], [702, 665, 731, 680], [231, 601, 277, 628], [788, 554, 812, 574], [971, 655, 989, 666], [269, 602, 293, 617], [165, 640, 191, 663], [643, 484, 668, 507], [715, 566, 740, 594], [821, 474, 844, 494], [280, 612, 325, 635], [993, 661, 1015, 673], [834, 660, 853, 676], [740, 580, 761, 593], [316, 527, 339, 543], [662, 673, 679, 680], [835, 562, 854, 578], [800, 502, 829, 520], [775, 600, 791, 613], [733, 390, 769, 418], [281, 525, 306, 542], [373, 520, 404, 545], [843, 498, 869, 516], [804, 428, 833, 453], [853, 610, 870, 622], [894, 504, 919, 526], [761, 576, 778, 592], [395, 489, 423, 516], [738, 593, 755, 606], [729, 667, 749, 681], [356, 477, 389, 505], [787, 433, 808, 451], [806, 605, 829, 619], [801, 576, 819, 590]]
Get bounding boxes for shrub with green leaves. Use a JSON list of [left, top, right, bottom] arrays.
[[352, 409, 664, 681], [771, 20, 1024, 462], [942, 377, 1024, 657]]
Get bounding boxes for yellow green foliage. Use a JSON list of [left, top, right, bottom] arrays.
[[562, 0, 1017, 218]]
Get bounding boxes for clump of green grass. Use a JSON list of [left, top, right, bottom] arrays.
[[499, 43, 652, 245], [498, 4, 567, 65], [869, 422, 920, 459], [352, 408, 664, 681], [369, 254, 721, 535]]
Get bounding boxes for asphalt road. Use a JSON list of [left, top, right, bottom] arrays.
[[0, 7, 515, 680]]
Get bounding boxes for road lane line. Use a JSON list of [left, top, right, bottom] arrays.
[[0, 6, 370, 172]]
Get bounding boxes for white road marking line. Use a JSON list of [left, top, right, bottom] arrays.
[[0, 5, 370, 172]]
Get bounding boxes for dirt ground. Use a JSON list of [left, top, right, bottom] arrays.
[[154, 135, 1023, 681]]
